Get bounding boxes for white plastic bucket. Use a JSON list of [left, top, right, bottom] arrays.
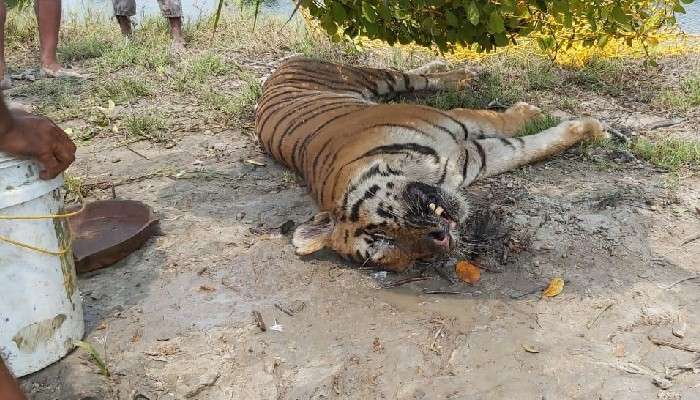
[[0, 152, 84, 377]]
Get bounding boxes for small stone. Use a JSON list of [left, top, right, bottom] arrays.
[[212, 142, 227, 151]]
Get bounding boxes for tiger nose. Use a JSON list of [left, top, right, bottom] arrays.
[[428, 230, 451, 250]]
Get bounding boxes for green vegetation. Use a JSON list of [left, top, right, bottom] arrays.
[[99, 41, 173, 72], [657, 73, 700, 112], [124, 113, 167, 143], [229, 74, 263, 119], [59, 36, 111, 62], [95, 77, 152, 104], [295, 0, 687, 55], [570, 57, 626, 96], [2, 3, 698, 182], [410, 70, 527, 110], [73, 340, 110, 377], [632, 137, 700, 172], [9, 79, 84, 114], [516, 115, 562, 137], [173, 52, 234, 92]]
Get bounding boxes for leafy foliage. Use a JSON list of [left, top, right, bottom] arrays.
[[284, 0, 692, 54]]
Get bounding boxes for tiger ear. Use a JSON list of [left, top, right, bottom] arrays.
[[292, 212, 335, 255]]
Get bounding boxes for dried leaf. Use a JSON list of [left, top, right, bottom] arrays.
[[543, 277, 565, 297], [522, 344, 540, 353], [455, 260, 481, 284], [245, 159, 266, 166]]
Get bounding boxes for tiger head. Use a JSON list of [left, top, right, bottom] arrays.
[[292, 179, 469, 271]]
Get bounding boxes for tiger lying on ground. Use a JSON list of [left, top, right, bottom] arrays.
[[255, 57, 606, 272]]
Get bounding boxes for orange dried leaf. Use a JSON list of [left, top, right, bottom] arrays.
[[543, 277, 565, 298], [455, 260, 481, 284]]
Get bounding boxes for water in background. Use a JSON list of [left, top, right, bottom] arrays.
[[677, 1, 700, 34], [59, 0, 295, 20]]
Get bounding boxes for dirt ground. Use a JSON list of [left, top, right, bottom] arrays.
[[5, 16, 700, 400]]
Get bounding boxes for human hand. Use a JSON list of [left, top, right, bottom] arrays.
[[0, 109, 76, 180]]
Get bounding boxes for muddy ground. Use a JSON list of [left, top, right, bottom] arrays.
[[5, 18, 700, 400]]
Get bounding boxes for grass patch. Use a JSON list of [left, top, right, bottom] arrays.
[[657, 73, 700, 113], [569, 57, 626, 96], [100, 42, 172, 72], [631, 137, 700, 172], [173, 52, 234, 92], [515, 115, 561, 137], [524, 61, 559, 91], [217, 74, 262, 121], [59, 36, 111, 62], [123, 113, 167, 142], [196, 72, 261, 125], [95, 77, 152, 104], [10, 78, 84, 113], [4, 3, 37, 50]]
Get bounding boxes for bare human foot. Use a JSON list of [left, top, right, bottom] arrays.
[[40, 65, 84, 78]]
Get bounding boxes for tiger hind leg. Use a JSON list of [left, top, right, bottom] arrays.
[[461, 117, 606, 185], [406, 60, 450, 75], [267, 57, 475, 100]]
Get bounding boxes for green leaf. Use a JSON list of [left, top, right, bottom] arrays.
[[494, 32, 509, 46], [465, 0, 480, 25], [487, 11, 505, 33], [321, 13, 338, 35], [611, 5, 629, 23], [365, 22, 379, 35], [563, 12, 573, 28], [681, 0, 694, 4], [673, 4, 686, 13], [332, 3, 346, 21], [446, 10, 459, 27], [422, 16, 435, 31], [362, 3, 376, 22]]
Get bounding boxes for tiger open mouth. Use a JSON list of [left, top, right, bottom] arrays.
[[426, 202, 457, 251]]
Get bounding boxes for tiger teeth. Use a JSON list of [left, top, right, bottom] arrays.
[[435, 206, 444, 216], [428, 203, 436, 211]]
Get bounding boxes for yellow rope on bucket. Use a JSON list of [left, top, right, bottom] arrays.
[[0, 234, 70, 256], [0, 196, 85, 256], [0, 200, 86, 220]]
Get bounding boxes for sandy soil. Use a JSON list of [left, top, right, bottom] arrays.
[[8, 46, 700, 400]]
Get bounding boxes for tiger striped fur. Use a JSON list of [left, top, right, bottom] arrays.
[[255, 56, 606, 272]]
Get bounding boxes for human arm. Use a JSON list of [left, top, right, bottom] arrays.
[[0, 358, 27, 400]]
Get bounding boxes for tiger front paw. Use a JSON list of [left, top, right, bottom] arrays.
[[506, 102, 543, 121], [438, 67, 477, 90]]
